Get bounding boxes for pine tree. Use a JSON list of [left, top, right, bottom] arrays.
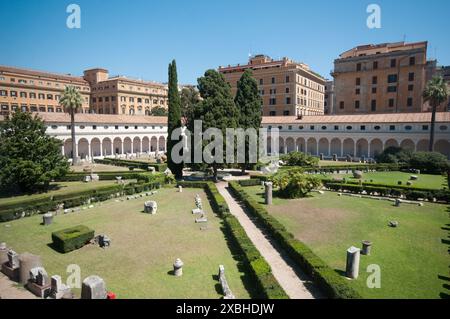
[[234, 69, 262, 174], [167, 60, 183, 179], [194, 69, 238, 181]]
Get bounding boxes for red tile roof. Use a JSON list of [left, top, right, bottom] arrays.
[[33, 112, 168, 125], [0, 65, 88, 84], [261, 112, 450, 124]]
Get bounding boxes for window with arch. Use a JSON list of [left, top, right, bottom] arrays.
[[374, 125, 381, 131], [346, 126, 353, 130], [439, 125, 448, 131], [405, 125, 412, 131]]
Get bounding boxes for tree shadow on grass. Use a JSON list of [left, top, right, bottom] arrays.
[[438, 208, 450, 299]]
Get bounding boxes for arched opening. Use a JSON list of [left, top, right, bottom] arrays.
[[370, 139, 383, 158], [77, 138, 89, 160], [91, 138, 101, 157], [343, 138, 355, 157], [434, 140, 450, 159], [385, 139, 399, 149], [158, 136, 166, 152], [123, 137, 132, 154], [64, 139, 73, 158], [296, 137, 305, 152], [400, 139, 415, 152], [133, 137, 141, 154], [286, 137, 295, 153], [307, 137, 317, 155], [416, 139, 429, 152], [142, 137, 150, 153], [356, 139, 369, 158], [330, 138, 341, 157], [113, 137, 122, 155], [318, 138, 329, 156], [150, 136, 158, 152], [278, 137, 285, 154], [102, 138, 112, 156]]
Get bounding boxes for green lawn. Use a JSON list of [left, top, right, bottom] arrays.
[[243, 185, 450, 299], [318, 171, 447, 190], [70, 164, 144, 173], [0, 187, 254, 298], [0, 181, 124, 207], [318, 160, 367, 167]]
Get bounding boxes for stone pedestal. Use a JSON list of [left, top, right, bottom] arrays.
[[264, 182, 273, 205], [27, 267, 51, 298], [361, 241, 372, 255], [144, 201, 158, 214], [345, 246, 361, 279], [319, 153, 324, 160], [43, 213, 53, 225], [173, 258, 184, 277], [2, 250, 20, 281], [0, 243, 7, 265], [19, 252, 42, 285], [218, 265, 235, 299], [394, 199, 401, 207], [332, 154, 337, 161], [49, 275, 73, 299], [81, 275, 107, 299], [178, 186, 183, 193]]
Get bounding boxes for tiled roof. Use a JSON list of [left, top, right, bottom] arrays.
[[261, 112, 450, 124], [34, 112, 168, 125], [0, 65, 88, 84]]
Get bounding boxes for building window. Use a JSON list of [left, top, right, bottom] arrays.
[[286, 76, 290, 83], [355, 88, 360, 95], [371, 100, 376, 111], [0, 90, 7, 96], [259, 79, 263, 85], [356, 77, 361, 85], [269, 111, 276, 116], [372, 87, 377, 94], [334, 125, 339, 130], [389, 125, 396, 131], [310, 125, 315, 130], [30, 92, 36, 98], [408, 84, 414, 91], [390, 59, 396, 68], [387, 74, 398, 83], [20, 92, 27, 98], [389, 99, 395, 107], [93, 125, 97, 130], [10, 91, 17, 97], [321, 126, 327, 130], [271, 77, 275, 84], [346, 126, 352, 130], [356, 63, 361, 71], [286, 97, 291, 104], [387, 86, 397, 93], [422, 125, 429, 131], [409, 56, 416, 66], [360, 125, 366, 131], [407, 97, 413, 107], [373, 61, 378, 69], [372, 76, 378, 85], [339, 101, 344, 109], [105, 97, 109, 102], [408, 72, 415, 81], [355, 100, 360, 109], [405, 125, 412, 131], [269, 98, 276, 105], [299, 125, 304, 130], [285, 87, 290, 93], [283, 110, 290, 115], [439, 125, 447, 131], [374, 125, 381, 131]]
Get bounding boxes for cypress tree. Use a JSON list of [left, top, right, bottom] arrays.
[[234, 69, 262, 173], [167, 60, 183, 179]]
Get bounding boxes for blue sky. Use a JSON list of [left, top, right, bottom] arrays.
[[0, 0, 449, 84]]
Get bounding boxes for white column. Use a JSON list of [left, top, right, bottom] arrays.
[[340, 141, 344, 157], [140, 139, 143, 154], [305, 139, 308, 154], [367, 142, 371, 159], [88, 142, 91, 160], [100, 142, 103, 157], [328, 142, 331, 156]]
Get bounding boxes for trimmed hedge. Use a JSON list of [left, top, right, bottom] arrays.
[[229, 181, 362, 299], [51, 225, 95, 253], [0, 175, 165, 222], [177, 181, 288, 299], [323, 181, 450, 203], [58, 171, 158, 182], [94, 158, 168, 172]]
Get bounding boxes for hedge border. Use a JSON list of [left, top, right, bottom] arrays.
[[177, 181, 289, 299], [94, 158, 168, 172], [229, 181, 362, 299], [51, 225, 95, 253]]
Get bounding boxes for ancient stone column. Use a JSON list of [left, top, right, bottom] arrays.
[[0, 243, 7, 265], [18, 252, 42, 285], [362, 241, 372, 256], [265, 182, 273, 205], [173, 258, 184, 277], [345, 246, 361, 279], [81, 275, 107, 299], [43, 213, 53, 226]]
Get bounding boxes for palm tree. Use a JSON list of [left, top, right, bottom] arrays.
[[423, 76, 449, 152], [60, 86, 83, 165]]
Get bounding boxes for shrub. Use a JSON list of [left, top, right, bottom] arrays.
[[51, 225, 94, 253], [271, 168, 322, 198], [280, 151, 319, 167]]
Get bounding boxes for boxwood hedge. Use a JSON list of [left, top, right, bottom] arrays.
[[51, 225, 95, 253]]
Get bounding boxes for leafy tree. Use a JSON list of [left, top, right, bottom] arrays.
[[193, 69, 238, 181], [0, 111, 69, 193], [280, 151, 319, 167], [166, 60, 183, 179], [409, 152, 449, 174], [271, 168, 322, 199], [234, 69, 262, 174], [59, 86, 83, 165], [180, 86, 200, 127], [150, 106, 168, 116], [423, 76, 449, 151], [375, 146, 412, 164]]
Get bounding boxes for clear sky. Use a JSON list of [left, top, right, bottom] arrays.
[[0, 0, 449, 84]]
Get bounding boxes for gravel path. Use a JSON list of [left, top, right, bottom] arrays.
[[216, 182, 324, 299], [0, 274, 38, 299]]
